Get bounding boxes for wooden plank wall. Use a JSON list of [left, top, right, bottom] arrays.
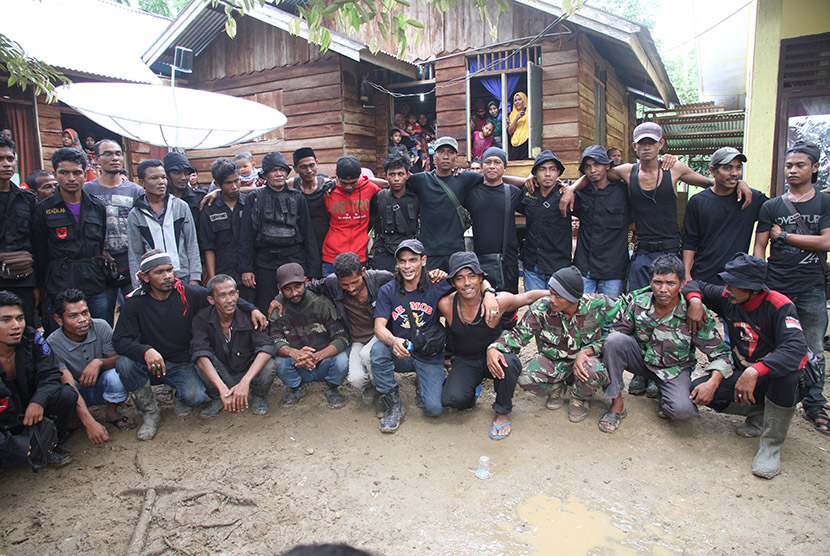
[[186, 56, 345, 179], [539, 33, 581, 178], [576, 33, 631, 165], [434, 55, 468, 156], [36, 96, 65, 171], [340, 58, 386, 173]]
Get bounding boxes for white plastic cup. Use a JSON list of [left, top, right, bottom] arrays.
[[475, 455, 490, 479]]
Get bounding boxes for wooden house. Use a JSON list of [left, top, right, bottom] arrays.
[[145, 0, 677, 179]]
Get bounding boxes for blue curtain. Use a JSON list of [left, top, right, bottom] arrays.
[[467, 58, 525, 112]]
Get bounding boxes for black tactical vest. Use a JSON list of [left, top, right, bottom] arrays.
[[253, 187, 301, 247], [374, 189, 418, 254]]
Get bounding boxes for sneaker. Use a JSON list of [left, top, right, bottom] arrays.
[[628, 375, 646, 395], [251, 395, 269, 415], [545, 384, 566, 410], [47, 447, 72, 468], [173, 398, 194, 417], [199, 398, 223, 418], [568, 397, 589, 423], [281, 384, 307, 407], [645, 380, 659, 399], [323, 383, 345, 409]]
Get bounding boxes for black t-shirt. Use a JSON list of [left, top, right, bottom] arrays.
[[518, 185, 573, 275], [406, 171, 483, 256], [756, 193, 830, 294], [683, 187, 767, 283], [465, 183, 522, 292], [0, 190, 9, 218], [292, 176, 330, 252]]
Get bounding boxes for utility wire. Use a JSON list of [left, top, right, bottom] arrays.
[[663, 0, 752, 53]]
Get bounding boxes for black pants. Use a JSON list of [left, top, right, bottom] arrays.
[[372, 250, 397, 273], [442, 354, 520, 414], [44, 384, 78, 443], [690, 367, 803, 411], [426, 255, 451, 272]]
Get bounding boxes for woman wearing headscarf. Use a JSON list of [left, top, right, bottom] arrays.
[[507, 92, 529, 160], [62, 128, 97, 182], [487, 101, 503, 148]]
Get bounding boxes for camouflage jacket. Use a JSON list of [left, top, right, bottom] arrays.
[[612, 287, 730, 381], [489, 294, 622, 361], [269, 291, 349, 354]]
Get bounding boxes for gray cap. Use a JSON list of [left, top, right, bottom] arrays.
[[433, 136, 458, 153], [395, 238, 425, 257], [710, 146, 747, 167], [633, 122, 662, 143], [276, 262, 306, 288]]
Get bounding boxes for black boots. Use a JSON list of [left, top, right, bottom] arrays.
[[379, 386, 405, 433]]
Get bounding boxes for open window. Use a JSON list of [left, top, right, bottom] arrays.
[[466, 46, 541, 163]]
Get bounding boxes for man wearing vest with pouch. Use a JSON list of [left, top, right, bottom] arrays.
[[371, 153, 418, 272], [239, 152, 321, 313]]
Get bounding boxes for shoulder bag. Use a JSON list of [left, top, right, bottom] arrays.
[[477, 184, 511, 290], [781, 194, 830, 299], [399, 290, 446, 357], [431, 171, 472, 230]]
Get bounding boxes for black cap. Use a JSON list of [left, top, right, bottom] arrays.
[[163, 151, 195, 174], [336, 156, 362, 180], [394, 238, 425, 257], [260, 152, 291, 177], [578, 145, 612, 174], [717, 253, 767, 290], [292, 147, 316, 166], [532, 150, 565, 175], [547, 265, 584, 303], [447, 251, 484, 280]]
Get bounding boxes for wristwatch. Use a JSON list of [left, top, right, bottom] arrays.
[[483, 287, 497, 295], [778, 231, 788, 243]]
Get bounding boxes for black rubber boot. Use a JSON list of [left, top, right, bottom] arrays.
[[379, 386, 405, 433]]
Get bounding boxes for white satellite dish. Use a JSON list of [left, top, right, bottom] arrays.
[[55, 82, 287, 149]]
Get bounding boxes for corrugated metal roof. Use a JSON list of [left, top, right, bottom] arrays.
[[1, 0, 166, 84], [646, 105, 745, 155]]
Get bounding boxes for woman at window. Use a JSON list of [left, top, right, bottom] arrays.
[[487, 101, 503, 148], [507, 92, 529, 160]]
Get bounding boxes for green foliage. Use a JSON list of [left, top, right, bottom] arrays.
[[663, 47, 700, 105], [588, 0, 655, 29], [0, 33, 70, 103]]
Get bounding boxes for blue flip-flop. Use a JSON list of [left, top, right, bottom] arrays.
[[488, 420, 511, 440]]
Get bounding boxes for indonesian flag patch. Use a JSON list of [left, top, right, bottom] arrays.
[[785, 316, 802, 330]]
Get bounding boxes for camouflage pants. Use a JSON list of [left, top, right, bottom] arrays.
[[517, 354, 608, 401]]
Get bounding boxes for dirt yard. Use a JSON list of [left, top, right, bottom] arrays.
[[2, 342, 829, 556]]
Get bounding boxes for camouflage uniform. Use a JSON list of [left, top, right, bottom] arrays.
[[604, 287, 730, 420], [489, 294, 622, 400]]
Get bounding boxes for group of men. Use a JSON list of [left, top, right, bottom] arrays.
[[0, 121, 827, 481]]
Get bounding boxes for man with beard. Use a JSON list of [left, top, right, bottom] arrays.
[[83, 139, 143, 323], [601, 255, 731, 431], [127, 160, 201, 288], [191, 274, 277, 417]]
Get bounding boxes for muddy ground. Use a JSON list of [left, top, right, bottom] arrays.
[[1, 340, 829, 556]]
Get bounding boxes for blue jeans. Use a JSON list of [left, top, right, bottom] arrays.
[[370, 341, 444, 417], [787, 289, 827, 414], [76, 368, 128, 406], [629, 251, 678, 291], [321, 262, 335, 277], [45, 290, 108, 334], [275, 352, 348, 388], [523, 266, 551, 292], [115, 356, 208, 407], [105, 282, 135, 327], [582, 273, 624, 298]]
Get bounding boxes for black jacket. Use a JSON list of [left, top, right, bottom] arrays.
[[0, 183, 37, 288], [32, 190, 108, 295], [305, 270, 394, 341], [683, 281, 809, 379], [190, 305, 276, 374]]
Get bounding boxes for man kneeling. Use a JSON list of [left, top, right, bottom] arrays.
[[270, 263, 349, 408], [191, 275, 277, 417]]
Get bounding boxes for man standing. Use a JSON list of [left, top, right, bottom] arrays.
[[33, 147, 109, 329], [47, 288, 133, 445], [114, 250, 267, 440], [191, 274, 277, 417], [322, 156, 382, 276], [684, 253, 810, 478], [682, 147, 766, 284], [200, 158, 251, 301], [163, 152, 205, 231], [440, 252, 547, 439], [239, 151, 320, 313], [754, 141, 830, 435], [371, 239, 498, 433], [602, 255, 731, 431], [83, 139, 143, 324], [291, 147, 330, 254], [464, 147, 523, 293], [0, 135, 38, 327], [127, 159, 201, 288], [269, 263, 349, 409], [572, 145, 631, 297], [0, 291, 76, 467], [488, 266, 621, 426], [371, 153, 418, 272], [519, 150, 572, 291]]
